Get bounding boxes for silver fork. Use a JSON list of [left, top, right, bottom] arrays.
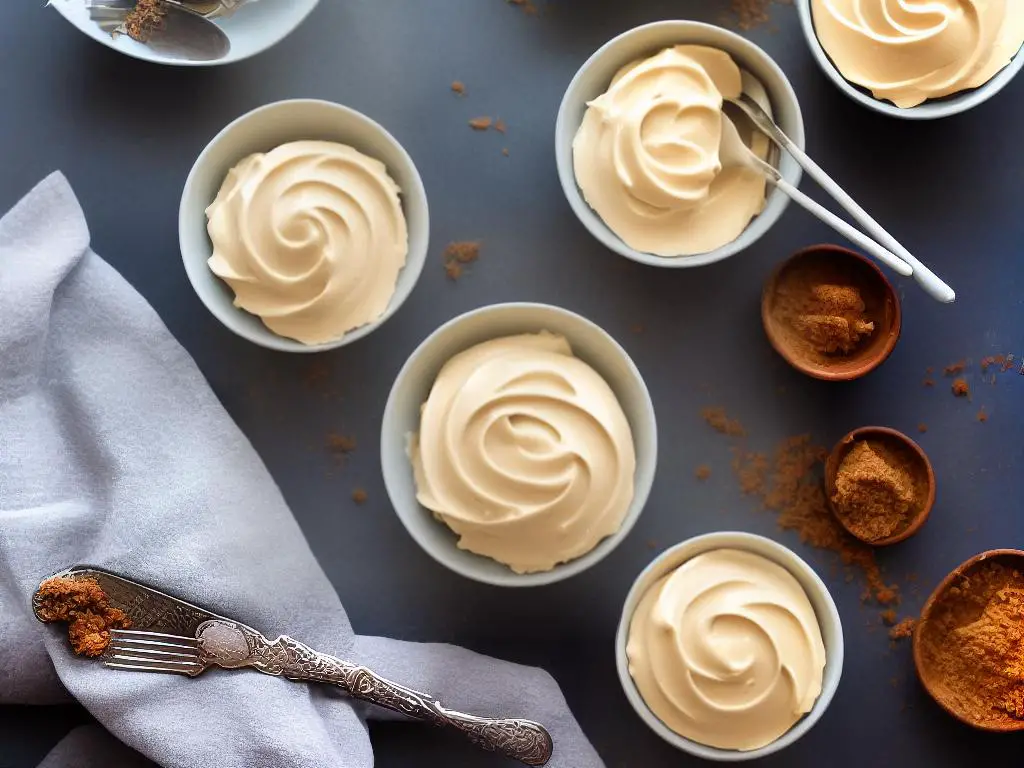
[[106, 620, 553, 766]]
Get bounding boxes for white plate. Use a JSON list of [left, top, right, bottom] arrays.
[[49, 0, 319, 66]]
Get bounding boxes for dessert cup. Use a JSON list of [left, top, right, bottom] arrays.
[[616, 532, 843, 760], [796, 0, 1024, 120], [380, 302, 657, 587], [180, 99, 429, 352], [555, 20, 804, 268]]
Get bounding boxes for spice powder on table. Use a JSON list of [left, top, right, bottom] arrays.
[[36, 577, 131, 657], [704, 410, 900, 609]]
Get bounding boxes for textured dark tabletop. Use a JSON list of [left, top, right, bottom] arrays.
[[2, 1, 1023, 766]]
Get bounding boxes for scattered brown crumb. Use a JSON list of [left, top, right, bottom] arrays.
[[469, 117, 493, 131], [122, 0, 166, 42], [352, 488, 368, 504], [507, 0, 539, 15], [327, 433, 357, 462], [918, 423, 928, 434], [443, 241, 481, 280], [889, 617, 916, 641], [977, 409, 989, 423], [502, 148, 510, 157], [711, 414, 900, 609], [881, 609, 898, 626], [451, 81, 466, 95], [646, 539, 659, 551], [701, 407, 746, 437], [922, 378, 935, 388], [494, 119, 507, 134], [944, 360, 967, 376], [926, 367, 934, 374], [695, 465, 712, 481], [952, 378, 970, 397], [36, 577, 131, 657], [630, 323, 645, 335], [727, 0, 792, 31]]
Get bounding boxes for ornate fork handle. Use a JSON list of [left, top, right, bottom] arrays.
[[196, 620, 553, 766]]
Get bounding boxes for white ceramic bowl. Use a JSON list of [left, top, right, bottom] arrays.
[[381, 303, 658, 587], [555, 21, 804, 268], [796, 0, 1024, 119], [616, 531, 844, 761], [180, 99, 429, 352], [51, 0, 320, 67]]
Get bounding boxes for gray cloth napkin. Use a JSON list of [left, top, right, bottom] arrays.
[[0, 173, 604, 768]]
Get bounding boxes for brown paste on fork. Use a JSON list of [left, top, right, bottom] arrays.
[[36, 577, 131, 657]]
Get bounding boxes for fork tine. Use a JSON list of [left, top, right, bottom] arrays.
[[108, 644, 198, 661], [111, 629, 198, 647], [107, 652, 201, 668], [112, 638, 199, 651], [105, 659, 199, 675]]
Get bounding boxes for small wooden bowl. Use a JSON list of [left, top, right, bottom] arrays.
[[913, 549, 1024, 732], [762, 244, 901, 381], [824, 427, 935, 546]]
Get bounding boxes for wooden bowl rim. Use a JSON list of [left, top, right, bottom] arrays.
[[761, 244, 902, 381], [823, 426, 936, 546], [912, 548, 1024, 732]]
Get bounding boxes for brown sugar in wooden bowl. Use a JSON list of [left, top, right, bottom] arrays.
[[824, 427, 934, 546], [913, 550, 1024, 732], [762, 244, 901, 381]]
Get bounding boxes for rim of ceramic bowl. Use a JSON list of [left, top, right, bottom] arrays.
[[179, 98, 429, 353], [795, 0, 1024, 120], [913, 549, 1024, 732], [50, 0, 321, 68], [380, 302, 658, 587], [554, 20, 805, 269], [761, 244, 902, 381], [824, 426, 936, 546], [615, 531, 844, 761]]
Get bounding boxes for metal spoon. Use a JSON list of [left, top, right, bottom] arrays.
[[719, 111, 914, 277], [86, 0, 231, 62], [727, 70, 955, 303]]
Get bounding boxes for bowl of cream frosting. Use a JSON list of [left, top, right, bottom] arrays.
[[799, 0, 1024, 118], [180, 99, 429, 351], [616, 531, 843, 760], [555, 21, 804, 267], [381, 302, 657, 587]]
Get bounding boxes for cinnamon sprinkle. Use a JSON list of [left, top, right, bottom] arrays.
[[704, 409, 900, 611], [122, 0, 166, 42], [443, 241, 481, 280]]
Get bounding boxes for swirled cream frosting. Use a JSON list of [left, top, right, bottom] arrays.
[[812, 0, 1024, 108], [206, 140, 408, 345], [410, 332, 636, 574], [572, 45, 768, 257], [627, 549, 826, 751]]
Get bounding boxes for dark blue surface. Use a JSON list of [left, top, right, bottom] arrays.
[[1, 1, 1022, 765]]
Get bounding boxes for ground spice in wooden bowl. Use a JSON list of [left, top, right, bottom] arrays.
[[914, 551, 1024, 731], [34, 576, 131, 657], [762, 244, 900, 380], [825, 427, 934, 545]]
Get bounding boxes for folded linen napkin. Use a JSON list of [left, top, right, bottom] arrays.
[[0, 173, 604, 768]]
